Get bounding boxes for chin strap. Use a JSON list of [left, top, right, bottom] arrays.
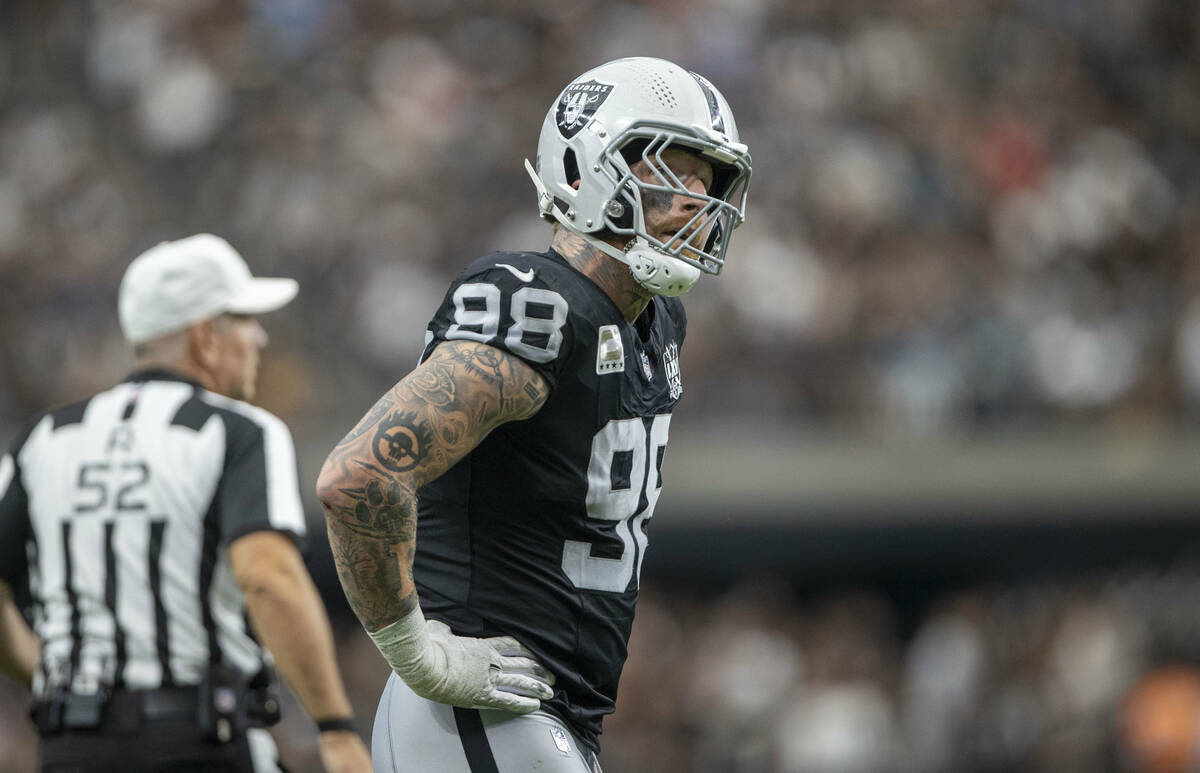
[[524, 160, 701, 297]]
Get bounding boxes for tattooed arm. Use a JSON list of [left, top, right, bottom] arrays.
[[316, 339, 554, 712], [316, 338, 549, 631]]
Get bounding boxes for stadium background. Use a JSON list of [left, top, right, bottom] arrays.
[[2, 1, 1200, 771]]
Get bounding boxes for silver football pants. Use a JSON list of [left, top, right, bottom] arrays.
[[372, 671, 602, 773]]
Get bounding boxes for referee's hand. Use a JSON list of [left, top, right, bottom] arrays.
[[318, 728, 372, 772]]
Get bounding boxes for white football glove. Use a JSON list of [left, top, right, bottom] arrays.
[[367, 606, 555, 714]]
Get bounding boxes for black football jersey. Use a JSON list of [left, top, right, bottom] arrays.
[[413, 248, 686, 751]]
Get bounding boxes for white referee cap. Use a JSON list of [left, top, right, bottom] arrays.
[[118, 233, 299, 344]]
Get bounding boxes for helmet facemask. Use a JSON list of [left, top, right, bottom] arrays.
[[598, 128, 751, 276], [527, 57, 753, 296]]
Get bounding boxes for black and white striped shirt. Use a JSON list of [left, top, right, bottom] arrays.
[[0, 370, 307, 694]]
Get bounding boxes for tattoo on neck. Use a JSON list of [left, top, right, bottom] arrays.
[[552, 229, 652, 322]]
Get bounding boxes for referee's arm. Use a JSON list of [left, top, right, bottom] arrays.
[[0, 446, 38, 689], [0, 580, 37, 689], [229, 531, 355, 724], [219, 408, 371, 771]]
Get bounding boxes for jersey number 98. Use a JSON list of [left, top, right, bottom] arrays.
[[562, 414, 671, 593], [446, 283, 568, 363]]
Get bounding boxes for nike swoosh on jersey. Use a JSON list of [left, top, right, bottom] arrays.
[[496, 263, 535, 282]]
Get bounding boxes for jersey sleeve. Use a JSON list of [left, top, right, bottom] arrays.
[[422, 258, 578, 391], [0, 430, 33, 591], [218, 409, 308, 549]]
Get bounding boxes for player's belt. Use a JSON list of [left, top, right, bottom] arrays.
[[32, 685, 199, 735], [137, 685, 201, 720]]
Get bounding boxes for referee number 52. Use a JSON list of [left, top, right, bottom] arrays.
[[74, 461, 151, 514]]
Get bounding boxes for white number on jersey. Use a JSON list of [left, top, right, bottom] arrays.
[[446, 282, 568, 363], [562, 414, 671, 593], [446, 283, 501, 344]]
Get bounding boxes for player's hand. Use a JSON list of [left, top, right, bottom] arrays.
[[317, 729, 372, 773], [368, 607, 555, 714]]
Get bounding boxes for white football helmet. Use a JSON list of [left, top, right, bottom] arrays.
[[525, 57, 752, 296]]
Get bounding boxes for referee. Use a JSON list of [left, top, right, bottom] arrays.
[[0, 235, 371, 772]]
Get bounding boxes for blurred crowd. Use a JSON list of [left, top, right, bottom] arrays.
[[3, 2, 1200, 771], [2, 0, 1200, 443], [604, 567, 1200, 773]]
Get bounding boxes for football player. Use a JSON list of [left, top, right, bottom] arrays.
[[317, 56, 752, 772]]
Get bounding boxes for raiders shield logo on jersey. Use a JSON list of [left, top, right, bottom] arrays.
[[664, 342, 682, 398], [556, 79, 613, 138]]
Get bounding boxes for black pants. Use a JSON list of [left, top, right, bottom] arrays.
[[36, 688, 265, 773], [40, 718, 258, 773]]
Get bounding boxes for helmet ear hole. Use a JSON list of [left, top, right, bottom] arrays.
[[608, 182, 637, 230], [563, 148, 580, 186]]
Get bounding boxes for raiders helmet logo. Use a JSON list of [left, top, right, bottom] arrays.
[[555, 79, 613, 138]]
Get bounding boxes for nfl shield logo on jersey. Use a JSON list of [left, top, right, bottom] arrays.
[[664, 342, 682, 398], [640, 351, 653, 379]]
